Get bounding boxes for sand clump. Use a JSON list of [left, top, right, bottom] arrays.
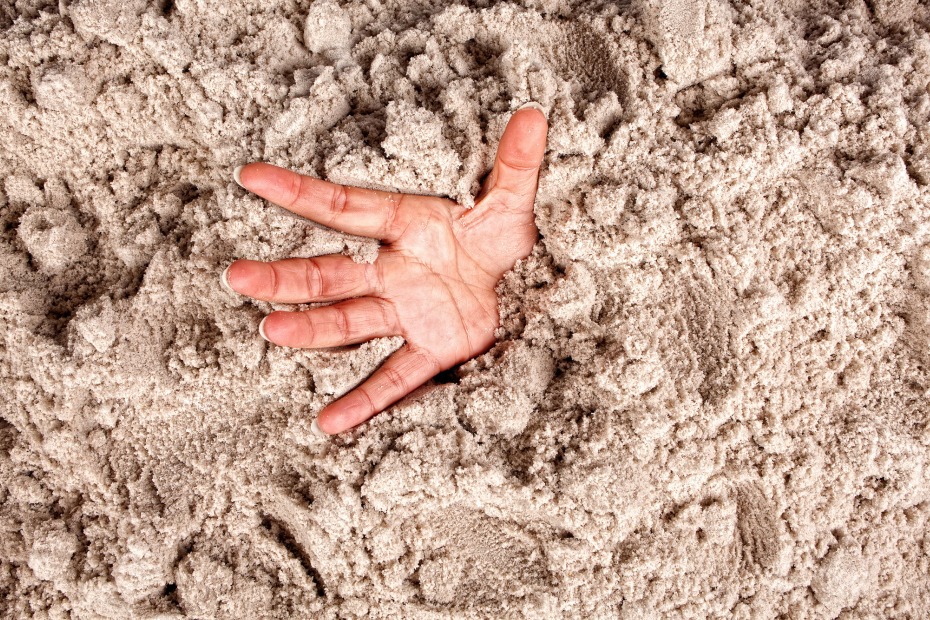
[[2, 0, 930, 617]]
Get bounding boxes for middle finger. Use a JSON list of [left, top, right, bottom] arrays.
[[223, 255, 384, 304]]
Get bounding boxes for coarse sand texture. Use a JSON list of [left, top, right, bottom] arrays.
[[2, 0, 930, 617]]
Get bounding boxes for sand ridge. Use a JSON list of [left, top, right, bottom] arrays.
[[1, 0, 930, 617]]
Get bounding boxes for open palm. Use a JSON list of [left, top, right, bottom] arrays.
[[224, 105, 548, 434]]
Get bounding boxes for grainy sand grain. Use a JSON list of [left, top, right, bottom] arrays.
[[2, 0, 930, 617]]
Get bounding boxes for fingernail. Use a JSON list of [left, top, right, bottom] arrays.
[[233, 165, 245, 188], [220, 265, 235, 294], [311, 419, 329, 437], [518, 101, 546, 116], [258, 316, 270, 342]]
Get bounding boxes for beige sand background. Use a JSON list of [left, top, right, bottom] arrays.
[[2, 0, 930, 617]]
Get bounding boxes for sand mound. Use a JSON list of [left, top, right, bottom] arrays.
[[2, 0, 930, 617]]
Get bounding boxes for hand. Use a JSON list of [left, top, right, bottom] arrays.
[[223, 104, 548, 434]]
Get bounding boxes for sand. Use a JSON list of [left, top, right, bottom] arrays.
[[1, 0, 930, 617]]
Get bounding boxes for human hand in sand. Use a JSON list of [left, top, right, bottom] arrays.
[[223, 104, 547, 434]]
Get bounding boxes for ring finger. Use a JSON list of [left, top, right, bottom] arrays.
[[260, 297, 400, 348]]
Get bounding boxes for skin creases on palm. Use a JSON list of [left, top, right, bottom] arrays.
[[222, 105, 548, 435]]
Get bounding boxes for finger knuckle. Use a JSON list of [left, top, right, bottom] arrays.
[[383, 193, 402, 238], [355, 388, 377, 415], [414, 346, 442, 373], [369, 262, 387, 295], [300, 312, 317, 345], [305, 260, 324, 297], [333, 307, 351, 341], [376, 298, 395, 331], [329, 185, 348, 226], [287, 173, 304, 208], [381, 367, 408, 393], [501, 156, 540, 172], [268, 264, 281, 298]]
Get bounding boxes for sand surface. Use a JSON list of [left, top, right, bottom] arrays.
[[2, 0, 930, 617]]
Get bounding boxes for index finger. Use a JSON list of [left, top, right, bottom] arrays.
[[235, 163, 413, 242]]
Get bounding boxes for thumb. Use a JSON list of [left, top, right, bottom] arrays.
[[485, 103, 548, 201]]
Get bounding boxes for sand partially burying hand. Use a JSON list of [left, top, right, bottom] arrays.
[[2, 0, 930, 617]]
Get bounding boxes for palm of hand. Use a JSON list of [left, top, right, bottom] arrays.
[[224, 106, 547, 434]]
